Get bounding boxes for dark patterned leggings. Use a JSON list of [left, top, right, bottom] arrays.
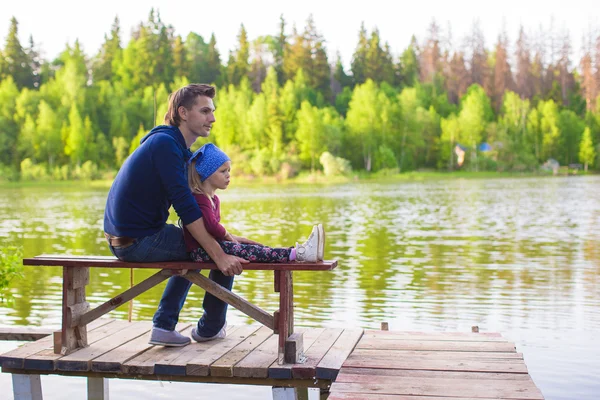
[[190, 241, 292, 263]]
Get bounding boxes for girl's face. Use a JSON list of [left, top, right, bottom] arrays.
[[206, 161, 231, 190]]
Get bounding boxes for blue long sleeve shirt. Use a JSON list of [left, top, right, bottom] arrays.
[[104, 125, 202, 238]]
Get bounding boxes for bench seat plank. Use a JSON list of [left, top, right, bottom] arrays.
[[24, 255, 338, 271]]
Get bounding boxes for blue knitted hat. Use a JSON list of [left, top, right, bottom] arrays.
[[189, 143, 231, 182]]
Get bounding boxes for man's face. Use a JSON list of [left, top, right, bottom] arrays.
[[180, 96, 216, 138]]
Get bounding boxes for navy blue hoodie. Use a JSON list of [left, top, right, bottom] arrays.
[[104, 125, 202, 238]]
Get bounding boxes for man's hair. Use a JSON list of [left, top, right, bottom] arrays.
[[164, 84, 216, 127]]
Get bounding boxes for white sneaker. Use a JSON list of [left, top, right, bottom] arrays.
[[317, 224, 325, 261], [296, 226, 319, 262]]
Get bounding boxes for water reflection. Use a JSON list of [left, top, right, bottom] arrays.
[[1, 176, 599, 400]]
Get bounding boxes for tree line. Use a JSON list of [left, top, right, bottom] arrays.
[[0, 10, 599, 181]]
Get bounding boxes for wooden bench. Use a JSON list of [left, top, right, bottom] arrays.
[[22, 255, 338, 365]]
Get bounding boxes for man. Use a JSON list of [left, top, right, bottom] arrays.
[[104, 84, 247, 346]]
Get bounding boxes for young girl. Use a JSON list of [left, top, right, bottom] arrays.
[[184, 143, 325, 263]]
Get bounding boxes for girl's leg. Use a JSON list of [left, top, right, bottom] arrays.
[[191, 242, 292, 263]]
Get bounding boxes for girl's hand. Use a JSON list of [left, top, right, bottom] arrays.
[[224, 232, 239, 244], [233, 235, 263, 246]]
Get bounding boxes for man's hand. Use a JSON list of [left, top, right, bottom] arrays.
[[215, 254, 248, 276]]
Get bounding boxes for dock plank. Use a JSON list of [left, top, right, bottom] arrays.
[[154, 325, 243, 376], [56, 321, 152, 371], [350, 349, 524, 360], [92, 323, 191, 373], [186, 324, 263, 376], [356, 338, 516, 352], [1, 319, 117, 370], [292, 328, 343, 379], [210, 326, 273, 378], [330, 374, 544, 399], [337, 368, 532, 381], [328, 394, 520, 400], [122, 326, 194, 375], [233, 331, 280, 378], [268, 328, 325, 379], [362, 330, 506, 342], [316, 328, 363, 380], [343, 354, 528, 374], [0, 327, 53, 341]]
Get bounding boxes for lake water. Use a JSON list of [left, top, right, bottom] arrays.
[[1, 175, 599, 399]]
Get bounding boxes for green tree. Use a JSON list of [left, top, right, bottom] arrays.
[[457, 84, 493, 169], [346, 79, 384, 171], [36, 101, 62, 168], [0, 76, 20, 165], [64, 104, 86, 165], [558, 110, 584, 165], [296, 101, 325, 171], [579, 127, 596, 171], [538, 100, 561, 161]]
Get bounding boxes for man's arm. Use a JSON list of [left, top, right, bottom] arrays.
[[186, 217, 247, 276]]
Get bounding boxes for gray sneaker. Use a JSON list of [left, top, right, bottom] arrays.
[[191, 322, 227, 342], [149, 327, 191, 347]]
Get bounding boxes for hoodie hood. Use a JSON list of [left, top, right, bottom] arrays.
[[140, 125, 192, 160]]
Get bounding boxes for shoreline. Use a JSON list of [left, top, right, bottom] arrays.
[[0, 170, 595, 189]]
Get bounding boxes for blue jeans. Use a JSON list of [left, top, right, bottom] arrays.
[[107, 224, 233, 336]]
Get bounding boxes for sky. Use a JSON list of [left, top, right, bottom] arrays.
[[1, 0, 599, 69]]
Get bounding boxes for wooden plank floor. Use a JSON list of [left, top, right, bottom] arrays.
[[0, 319, 362, 387], [328, 330, 545, 400]]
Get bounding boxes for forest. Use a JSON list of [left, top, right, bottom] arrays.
[[0, 10, 599, 181]]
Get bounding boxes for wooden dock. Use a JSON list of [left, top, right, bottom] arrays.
[[0, 320, 544, 399], [328, 330, 545, 400]]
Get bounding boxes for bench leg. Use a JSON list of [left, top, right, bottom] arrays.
[[272, 387, 309, 400], [88, 377, 109, 400], [12, 374, 43, 400], [277, 271, 305, 364], [60, 266, 89, 354]]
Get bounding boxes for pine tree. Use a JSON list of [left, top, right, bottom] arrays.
[[206, 33, 222, 85], [226, 25, 250, 86], [580, 33, 596, 112], [468, 21, 488, 89], [274, 15, 287, 85], [351, 23, 369, 85], [420, 19, 442, 84], [305, 16, 330, 98], [446, 51, 469, 104], [398, 37, 420, 88], [185, 32, 208, 82], [514, 26, 533, 99], [492, 30, 514, 112], [172, 35, 188, 79], [2, 17, 34, 88], [93, 16, 122, 82]]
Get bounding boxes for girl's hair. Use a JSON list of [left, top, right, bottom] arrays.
[[164, 84, 215, 127], [188, 160, 215, 208]]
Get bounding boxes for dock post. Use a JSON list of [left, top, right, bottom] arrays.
[[272, 387, 309, 400], [12, 374, 43, 400], [87, 377, 109, 400]]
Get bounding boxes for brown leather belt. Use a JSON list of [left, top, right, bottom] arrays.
[[104, 233, 136, 248]]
